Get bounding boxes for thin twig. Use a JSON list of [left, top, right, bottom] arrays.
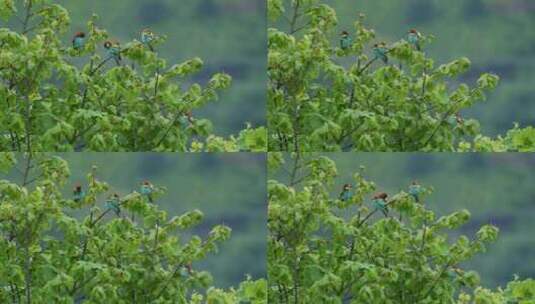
[[289, 153, 301, 186], [418, 260, 455, 301], [152, 111, 185, 150]]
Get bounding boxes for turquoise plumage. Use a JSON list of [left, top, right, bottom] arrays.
[[104, 40, 122, 66], [105, 194, 121, 216], [340, 31, 352, 50], [407, 29, 421, 51], [141, 28, 156, 51], [339, 184, 353, 201], [73, 185, 85, 203], [140, 181, 154, 203], [72, 32, 86, 50], [372, 192, 389, 216], [408, 181, 422, 202], [373, 42, 389, 64], [447, 113, 464, 126]]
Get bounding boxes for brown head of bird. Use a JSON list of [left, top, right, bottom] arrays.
[[341, 31, 349, 37], [373, 192, 388, 200], [343, 183, 352, 191], [74, 32, 86, 38], [374, 42, 387, 48], [141, 28, 153, 35]]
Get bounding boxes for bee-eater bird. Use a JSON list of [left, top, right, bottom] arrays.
[[407, 29, 421, 51], [447, 113, 464, 126], [140, 28, 156, 51], [373, 42, 389, 64], [455, 113, 464, 125], [340, 31, 352, 50], [104, 40, 122, 66], [72, 32, 86, 50], [105, 193, 121, 216], [186, 111, 194, 124], [73, 184, 85, 202], [339, 183, 353, 201], [408, 181, 422, 202], [372, 192, 389, 216], [140, 180, 154, 203]]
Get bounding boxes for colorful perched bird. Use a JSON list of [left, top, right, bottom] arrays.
[[186, 112, 195, 123], [178, 111, 195, 127], [339, 183, 353, 201], [340, 31, 352, 50], [140, 28, 156, 51], [455, 113, 464, 125], [372, 192, 389, 216], [140, 180, 154, 203], [105, 193, 121, 216], [179, 263, 193, 276], [73, 184, 85, 202], [72, 32, 86, 50], [408, 181, 422, 202], [103, 40, 122, 66], [373, 42, 389, 64], [407, 29, 421, 51], [447, 113, 464, 126]]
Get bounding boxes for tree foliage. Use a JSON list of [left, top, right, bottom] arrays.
[[0, 0, 266, 152], [267, 153, 535, 303], [267, 0, 535, 152], [0, 153, 267, 303]]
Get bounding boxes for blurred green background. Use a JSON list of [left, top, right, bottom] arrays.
[[278, 0, 535, 136], [6, 153, 267, 288], [48, 0, 266, 135], [273, 153, 535, 289]]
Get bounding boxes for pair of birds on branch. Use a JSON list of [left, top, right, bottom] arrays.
[[72, 28, 157, 65], [73, 180, 155, 216], [338, 180, 423, 216], [340, 29, 422, 64], [339, 183, 390, 215]]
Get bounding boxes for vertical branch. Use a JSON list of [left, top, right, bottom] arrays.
[[291, 102, 300, 153], [21, 153, 32, 186], [19, 153, 34, 304], [154, 212, 160, 249], [23, 95, 32, 153], [8, 282, 18, 303], [420, 216, 429, 251], [293, 254, 299, 303], [289, 0, 301, 34], [154, 70, 160, 97], [21, 0, 34, 34], [289, 152, 301, 186], [5, 79, 21, 149]]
